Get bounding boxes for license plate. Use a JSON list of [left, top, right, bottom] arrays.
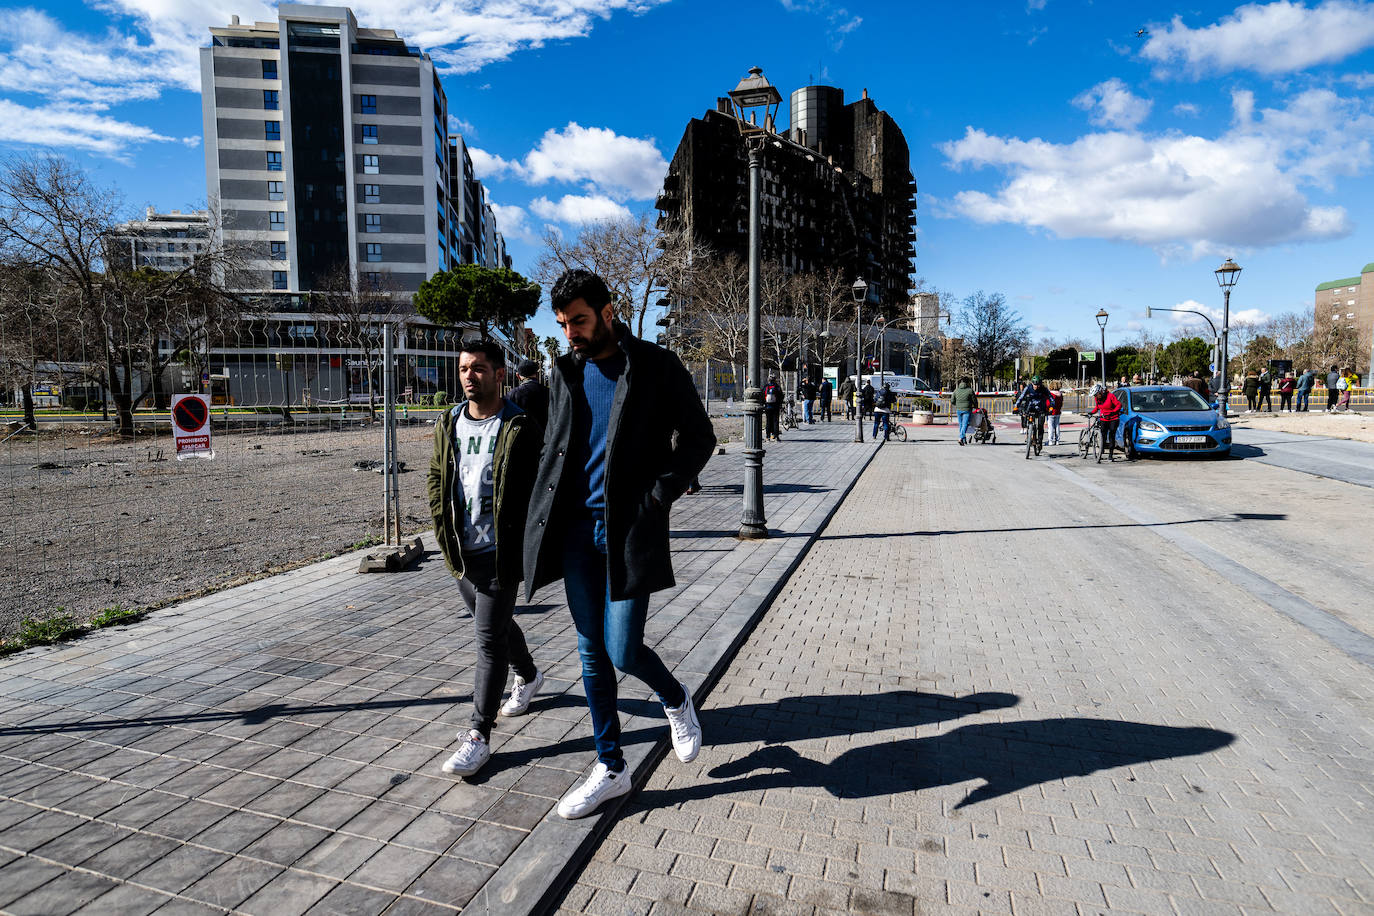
[[1173, 435, 1208, 444]]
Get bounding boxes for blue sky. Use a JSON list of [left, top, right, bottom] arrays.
[[6, 0, 1374, 348]]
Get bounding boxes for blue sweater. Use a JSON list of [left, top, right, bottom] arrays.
[[573, 351, 625, 513]]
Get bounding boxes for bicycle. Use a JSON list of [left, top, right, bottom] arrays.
[[1078, 415, 1104, 462], [1023, 411, 1044, 459], [782, 399, 800, 430]]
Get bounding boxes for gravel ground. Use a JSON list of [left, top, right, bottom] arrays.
[[1228, 409, 1374, 442], [1, 413, 745, 640]]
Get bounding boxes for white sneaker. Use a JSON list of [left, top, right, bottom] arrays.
[[441, 731, 490, 777], [664, 684, 702, 763], [500, 671, 544, 717], [557, 762, 631, 819]]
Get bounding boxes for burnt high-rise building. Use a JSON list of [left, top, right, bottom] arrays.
[[656, 73, 916, 316]]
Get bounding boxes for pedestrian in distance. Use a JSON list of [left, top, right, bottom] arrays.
[[1182, 370, 1211, 402], [799, 377, 818, 424], [1243, 371, 1260, 412], [1325, 365, 1341, 411], [819, 378, 833, 422], [428, 340, 545, 778], [507, 358, 549, 430], [1046, 382, 1065, 445], [1118, 375, 1130, 389], [1296, 367, 1315, 412], [1335, 368, 1358, 412], [763, 374, 784, 441], [860, 379, 875, 419], [837, 376, 855, 420], [1257, 368, 1273, 412], [524, 269, 714, 820], [1131, 374, 1144, 387], [1088, 383, 1124, 461], [872, 382, 895, 441], [952, 376, 977, 445], [1277, 371, 1295, 412]]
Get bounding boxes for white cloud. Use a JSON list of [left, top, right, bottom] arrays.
[[488, 201, 536, 243], [479, 123, 666, 199], [448, 115, 479, 138], [1141, 0, 1374, 78], [0, 99, 190, 160], [1163, 299, 1271, 329], [530, 194, 633, 224], [939, 88, 1374, 257], [1173, 102, 1200, 117], [1341, 71, 1374, 87], [1072, 78, 1152, 129]]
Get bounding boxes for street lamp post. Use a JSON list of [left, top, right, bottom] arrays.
[[852, 278, 867, 442], [728, 66, 781, 541], [1146, 305, 1220, 391], [1096, 309, 1109, 385], [1214, 258, 1242, 417]]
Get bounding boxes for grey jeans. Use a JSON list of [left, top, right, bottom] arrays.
[[458, 550, 537, 738]]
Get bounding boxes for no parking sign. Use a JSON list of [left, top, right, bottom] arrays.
[[171, 394, 214, 460]]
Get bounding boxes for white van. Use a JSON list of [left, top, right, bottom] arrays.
[[849, 374, 934, 395]]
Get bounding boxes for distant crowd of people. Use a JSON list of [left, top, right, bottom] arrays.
[[1239, 366, 1362, 413]]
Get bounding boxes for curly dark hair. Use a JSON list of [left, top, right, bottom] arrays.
[[458, 338, 506, 368], [550, 268, 612, 314]]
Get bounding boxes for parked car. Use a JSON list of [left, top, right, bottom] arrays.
[[1116, 385, 1232, 457]]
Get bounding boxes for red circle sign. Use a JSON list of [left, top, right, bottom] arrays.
[[173, 397, 209, 433]]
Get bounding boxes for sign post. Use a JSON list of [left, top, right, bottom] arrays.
[[171, 394, 214, 460]]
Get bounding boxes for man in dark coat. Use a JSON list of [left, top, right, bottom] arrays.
[[818, 378, 833, 422], [524, 269, 715, 820], [506, 359, 548, 429]]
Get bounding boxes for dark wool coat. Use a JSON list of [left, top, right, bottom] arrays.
[[523, 324, 715, 601]]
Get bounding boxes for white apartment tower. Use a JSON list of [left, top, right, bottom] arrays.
[[200, 4, 456, 296]]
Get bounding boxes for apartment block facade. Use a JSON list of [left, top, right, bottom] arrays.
[[200, 3, 509, 296], [1315, 264, 1372, 351], [109, 208, 211, 272], [657, 79, 917, 318]]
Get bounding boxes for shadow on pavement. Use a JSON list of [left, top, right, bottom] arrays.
[[1229, 443, 1266, 458], [814, 512, 1286, 540], [708, 483, 831, 495], [623, 691, 1233, 810]]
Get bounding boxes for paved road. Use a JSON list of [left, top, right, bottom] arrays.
[[557, 424, 1374, 914], [1230, 426, 1374, 490]]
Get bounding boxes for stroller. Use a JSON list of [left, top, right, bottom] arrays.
[[969, 407, 995, 444]]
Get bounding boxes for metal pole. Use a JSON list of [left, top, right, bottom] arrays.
[[1220, 288, 1231, 417], [383, 324, 396, 546], [854, 292, 864, 442], [1099, 326, 1106, 387], [704, 357, 711, 417], [740, 143, 768, 539]]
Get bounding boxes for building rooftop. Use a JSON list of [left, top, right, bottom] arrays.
[[1316, 277, 1362, 292]]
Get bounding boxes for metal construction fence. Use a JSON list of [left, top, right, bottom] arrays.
[[0, 320, 513, 640]]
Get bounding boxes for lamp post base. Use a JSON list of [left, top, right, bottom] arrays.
[[740, 386, 769, 540]]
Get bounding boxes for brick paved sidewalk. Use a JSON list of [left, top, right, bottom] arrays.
[[0, 421, 876, 915], [557, 432, 1374, 915]]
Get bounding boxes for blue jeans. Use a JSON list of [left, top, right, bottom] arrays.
[[802, 399, 814, 423], [957, 410, 970, 439], [1297, 390, 1310, 411], [872, 411, 890, 440], [563, 517, 684, 770]]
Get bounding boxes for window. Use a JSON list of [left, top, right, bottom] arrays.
[[363, 183, 380, 203], [1349, 313, 1357, 319], [362, 125, 378, 144], [269, 211, 286, 230], [270, 241, 287, 259], [1349, 300, 1357, 306], [265, 120, 280, 141], [363, 154, 379, 174], [360, 94, 377, 114], [364, 271, 381, 288], [262, 59, 278, 80], [266, 151, 282, 171], [272, 270, 288, 290], [263, 89, 279, 110], [267, 180, 284, 200], [365, 243, 382, 262], [365, 214, 382, 233]]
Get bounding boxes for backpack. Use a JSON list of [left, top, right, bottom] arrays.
[[764, 385, 779, 404], [1337, 376, 1349, 391]]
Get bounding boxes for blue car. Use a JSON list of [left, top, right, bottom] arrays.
[[1116, 385, 1232, 457]]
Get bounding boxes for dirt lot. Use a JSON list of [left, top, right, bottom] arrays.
[[1, 413, 745, 640], [1228, 409, 1374, 443]]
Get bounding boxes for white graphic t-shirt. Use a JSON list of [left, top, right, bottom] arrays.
[[452, 406, 502, 555]]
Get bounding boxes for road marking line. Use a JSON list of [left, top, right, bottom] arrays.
[[1047, 461, 1374, 670]]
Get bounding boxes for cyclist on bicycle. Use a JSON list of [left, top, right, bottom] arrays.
[[1015, 375, 1050, 448], [1087, 383, 1124, 461]]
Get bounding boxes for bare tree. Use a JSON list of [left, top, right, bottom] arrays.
[[0, 155, 252, 434], [955, 291, 1030, 389], [676, 250, 750, 387], [316, 263, 406, 418], [534, 214, 693, 339]]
